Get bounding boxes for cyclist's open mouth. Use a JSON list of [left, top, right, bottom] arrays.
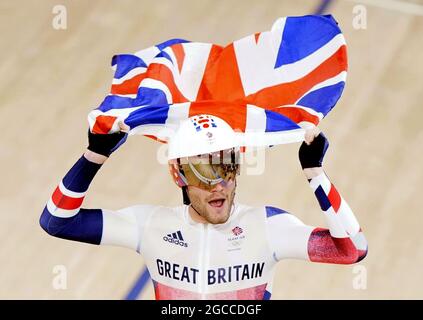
[[208, 198, 225, 208]]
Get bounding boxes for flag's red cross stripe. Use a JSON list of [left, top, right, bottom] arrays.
[[51, 186, 84, 210], [328, 184, 341, 213], [93, 115, 117, 134], [189, 101, 247, 132], [111, 73, 147, 95], [147, 63, 189, 103], [172, 43, 186, 74]]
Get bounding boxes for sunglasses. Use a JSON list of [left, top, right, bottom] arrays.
[[169, 148, 240, 191]]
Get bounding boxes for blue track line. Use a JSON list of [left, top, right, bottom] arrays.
[[124, 267, 151, 300], [314, 0, 334, 14]]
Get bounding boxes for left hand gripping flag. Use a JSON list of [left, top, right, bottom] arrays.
[[88, 15, 347, 147]]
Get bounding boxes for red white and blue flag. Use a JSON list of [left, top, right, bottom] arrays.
[[88, 15, 347, 147]]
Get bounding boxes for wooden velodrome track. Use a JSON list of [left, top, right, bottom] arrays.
[[1, 0, 422, 299]]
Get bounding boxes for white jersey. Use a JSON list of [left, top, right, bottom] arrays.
[[40, 156, 367, 300], [100, 203, 313, 299]]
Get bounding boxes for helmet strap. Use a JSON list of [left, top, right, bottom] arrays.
[[182, 186, 191, 205]]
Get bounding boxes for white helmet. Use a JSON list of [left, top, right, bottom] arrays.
[[167, 115, 241, 205], [167, 114, 239, 160]]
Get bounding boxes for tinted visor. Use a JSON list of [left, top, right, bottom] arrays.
[[178, 148, 240, 190]]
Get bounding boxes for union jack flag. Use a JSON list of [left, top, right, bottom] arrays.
[[88, 15, 347, 147]]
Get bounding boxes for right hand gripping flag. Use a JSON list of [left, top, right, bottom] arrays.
[[88, 15, 347, 147]]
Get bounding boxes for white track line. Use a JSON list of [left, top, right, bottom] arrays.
[[347, 0, 423, 16]]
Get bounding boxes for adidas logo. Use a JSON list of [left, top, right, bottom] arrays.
[[163, 230, 188, 247]]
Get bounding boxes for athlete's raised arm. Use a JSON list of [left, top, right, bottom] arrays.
[[39, 126, 147, 251], [267, 130, 368, 264]]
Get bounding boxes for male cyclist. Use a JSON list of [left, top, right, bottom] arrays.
[[40, 114, 367, 299]]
